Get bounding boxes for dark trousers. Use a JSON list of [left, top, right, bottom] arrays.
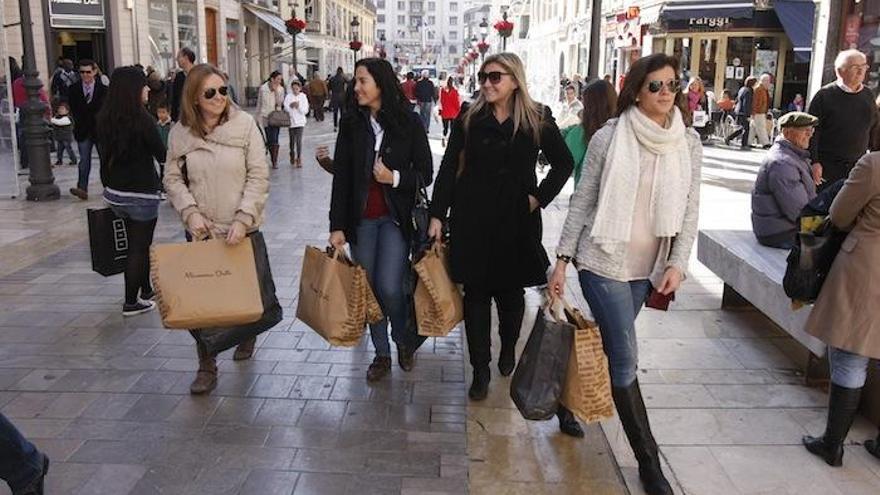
[[462, 286, 525, 369], [310, 99, 325, 121], [0, 413, 43, 492], [76, 138, 95, 190], [55, 139, 76, 164], [817, 157, 856, 193], [442, 118, 453, 137], [726, 115, 751, 148]]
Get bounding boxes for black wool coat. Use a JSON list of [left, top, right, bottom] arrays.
[[68, 81, 107, 142], [329, 108, 433, 245], [430, 104, 574, 289]]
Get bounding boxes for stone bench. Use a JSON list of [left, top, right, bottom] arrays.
[[697, 230, 825, 356]]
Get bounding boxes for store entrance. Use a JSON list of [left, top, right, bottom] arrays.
[[52, 30, 108, 70], [697, 37, 721, 93]]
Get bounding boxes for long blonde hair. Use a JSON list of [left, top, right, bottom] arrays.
[[180, 64, 232, 138], [463, 53, 544, 145]]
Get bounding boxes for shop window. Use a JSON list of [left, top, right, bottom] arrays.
[[698, 39, 718, 92], [148, 0, 174, 75], [782, 47, 809, 111], [177, 0, 199, 58], [673, 38, 691, 83]]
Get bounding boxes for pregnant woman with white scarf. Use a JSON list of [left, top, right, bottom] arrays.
[[548, 54, 702, 495]]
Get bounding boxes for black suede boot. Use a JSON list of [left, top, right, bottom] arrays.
[[557, 406, 585, 438], [497, 306, 524, 376], [803, 384, 862, 466], [865, 432, 880, 460], [612, 379, 673, 495], [469, 367, 490, 401]]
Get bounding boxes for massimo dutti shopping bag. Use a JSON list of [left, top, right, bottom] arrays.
[[560, 302, 613, 424], [87, 207, 128, 276], [413, 244, 463, 337], [296, 246, 383, 347], [510, 300, 574, 421], [150, 236, 264, 329], [195, 232, 283, 354]]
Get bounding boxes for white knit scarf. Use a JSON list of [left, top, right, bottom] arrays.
[[590, 106, 691, 252]]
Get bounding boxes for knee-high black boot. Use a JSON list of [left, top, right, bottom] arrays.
[[464, 293, 492, 401], [803, 384, 862, 466], [613, 379, 673, 495], [497, 305, 524, 376]]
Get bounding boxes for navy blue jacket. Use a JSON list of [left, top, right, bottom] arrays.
[[751, 139, 817, 247]]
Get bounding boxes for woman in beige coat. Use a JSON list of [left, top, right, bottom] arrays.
[[258, 71, 285, 168], [164, 64, 270, 395], [803, 152, 880, 466]]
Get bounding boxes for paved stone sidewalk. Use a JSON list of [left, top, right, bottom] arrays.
[[0, 117, 626, 495]]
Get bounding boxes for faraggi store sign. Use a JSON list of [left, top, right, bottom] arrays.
[[49, 0, 106, 30]]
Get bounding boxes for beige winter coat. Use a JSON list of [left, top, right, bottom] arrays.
[[258, 82, 284, 126], [805, 152, 880, 359], [164, 107, 269, 234]]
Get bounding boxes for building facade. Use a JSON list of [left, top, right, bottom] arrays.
[[376, 0, 465, 73], [3, 0, 374, 107]]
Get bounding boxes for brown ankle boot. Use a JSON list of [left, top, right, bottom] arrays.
[[233, 337, 256, 361], [190, 342, 217, 395]]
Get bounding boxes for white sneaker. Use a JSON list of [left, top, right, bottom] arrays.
[[123, 299, 156, 317]]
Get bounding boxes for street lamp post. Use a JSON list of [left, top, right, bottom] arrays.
[[285, 1, 303, 80], [350, 16, 361, 67], [479, 18, 489, 62], [18, 0, 59, 201]]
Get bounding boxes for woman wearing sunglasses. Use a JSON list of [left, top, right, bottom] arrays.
[[329, 58, 432, 382], [548, 54, 702, 495], [96, 66, 166, 317], [164, 64, 270, 395], [258, 70, 285, 168], [427, 53, 577, 429]]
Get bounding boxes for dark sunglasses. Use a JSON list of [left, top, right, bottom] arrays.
[[79, 70, 93, 74], [202, 86, 229, 99], [646, 79, 680, 93], [478, 71, 511, 85]]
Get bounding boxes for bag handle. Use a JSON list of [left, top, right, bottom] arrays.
[[542, 294, 566, 323]]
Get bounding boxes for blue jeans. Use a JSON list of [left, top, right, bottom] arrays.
[[264, 126, 280, 146], [578, 271, 653, 387], [76, 138, 94, 190], [350, 216, 409, 357], [56, 139, 76, 164], [418, 102, 433, 132], [0, 413, 43, 492], [829, 347, 878, 388]]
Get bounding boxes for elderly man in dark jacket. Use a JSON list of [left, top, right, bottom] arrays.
[[751, 112, 819, 248]]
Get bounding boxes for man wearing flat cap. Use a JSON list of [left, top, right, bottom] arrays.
[[751, 111, 820, 248]]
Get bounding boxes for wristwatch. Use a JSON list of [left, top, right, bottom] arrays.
[[556, 254, 572, 263]]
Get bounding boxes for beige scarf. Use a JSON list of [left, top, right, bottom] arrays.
[[590, 106, 691, 252]]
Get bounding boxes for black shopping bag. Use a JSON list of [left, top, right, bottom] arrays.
[[87, 207, 128, 276], [510, 302, 574, 420], [194, 232, 284, 355]]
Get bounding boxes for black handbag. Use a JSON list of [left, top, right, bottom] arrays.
[[782, 179, 848, 303], [87, 207, 128, 276], [783, 219, 846, 303], [194, 231, 284, 354]]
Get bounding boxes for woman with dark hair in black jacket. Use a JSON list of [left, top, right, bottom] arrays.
[[329, 57, 433, 382], [96, 66, 166, 316]]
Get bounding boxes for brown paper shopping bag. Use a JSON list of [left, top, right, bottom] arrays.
[[413, 244, 463, 337], [296, 246, 382, 347], [560, 300, 614, 424], [150, 238, 263, 329]]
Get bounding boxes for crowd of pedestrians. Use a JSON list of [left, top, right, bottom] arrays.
[[6, 42, 880, 495]]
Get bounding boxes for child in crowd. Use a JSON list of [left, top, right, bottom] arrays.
[[155, 102, 173, 195], [50, 102, 76, 166]]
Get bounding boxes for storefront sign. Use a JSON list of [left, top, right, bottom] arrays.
[[49, 0, 106, 30], [688, 17, 731, 29]]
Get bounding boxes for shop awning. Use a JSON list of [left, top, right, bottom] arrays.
[[244, 3, 291, 40], [660, 0, 754, 21], [774, 0, 815, 63]]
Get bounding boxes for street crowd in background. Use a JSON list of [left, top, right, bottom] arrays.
[[2, 43, 880, 495]]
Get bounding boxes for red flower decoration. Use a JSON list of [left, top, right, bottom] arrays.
[[467, 51, 479, 61], [494, 20, 514, 37], [477, 40, 490, 53], [285, 17, 307, 34], [349, 40, 363, 51]]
